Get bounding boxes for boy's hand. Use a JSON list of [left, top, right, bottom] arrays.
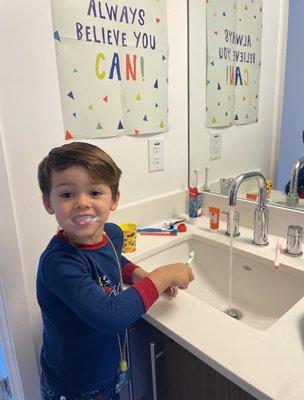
[[166, 263, 194, 289], [147, 263, 194, 295], [131, 267, 178, 296]]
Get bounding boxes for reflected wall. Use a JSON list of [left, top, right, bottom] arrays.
[[188, 1, 286, 201]]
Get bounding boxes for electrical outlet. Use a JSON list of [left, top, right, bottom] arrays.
[[210, 131, 221, 160], [148, 138, 164, 172]]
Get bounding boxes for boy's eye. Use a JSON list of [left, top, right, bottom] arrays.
[[60, 192, 73, 198], [90, 190, 102, 197]]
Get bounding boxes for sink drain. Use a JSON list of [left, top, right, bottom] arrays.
[[225, 308, 242, 320]]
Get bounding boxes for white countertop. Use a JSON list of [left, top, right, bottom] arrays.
[[127, 217, 304, 400]]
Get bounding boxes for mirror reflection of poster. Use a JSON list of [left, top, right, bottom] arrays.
[[206, 0, 262, 127], [50, 0, 169, 139]]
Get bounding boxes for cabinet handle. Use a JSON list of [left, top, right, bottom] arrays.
[[155, 350, 165, 360], [149, 342, 158, 400]]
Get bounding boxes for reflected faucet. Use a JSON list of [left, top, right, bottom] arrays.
[[228, 171, 269, 246], [286, 157, 304, 208]]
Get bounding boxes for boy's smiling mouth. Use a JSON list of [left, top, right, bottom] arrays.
[[68, 215, 100, 225]]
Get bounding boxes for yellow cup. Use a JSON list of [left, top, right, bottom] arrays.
[[119, 223, 137, 253], [266, 179, 273, 199]]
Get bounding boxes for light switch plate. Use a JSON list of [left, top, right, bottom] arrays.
[[148, 138, 164, 172], [210, 131, 221, 160]]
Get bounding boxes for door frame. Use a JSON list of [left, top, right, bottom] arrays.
[[0, 129, 40, 399]]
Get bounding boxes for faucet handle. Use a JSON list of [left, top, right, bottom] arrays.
[[222, 210, 240, 237], [286, 193, 299, 208], [284, 225, 303, 257]]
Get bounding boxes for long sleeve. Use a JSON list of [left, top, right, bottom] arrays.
[[40, 251, 146, 335], [120, 256, 159, 309], [120, 255, 137, 284]]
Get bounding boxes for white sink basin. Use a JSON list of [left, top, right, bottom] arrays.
[[137, 236, 304, 330]]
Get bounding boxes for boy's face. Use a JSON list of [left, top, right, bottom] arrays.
[[43, 165, 119, 244]]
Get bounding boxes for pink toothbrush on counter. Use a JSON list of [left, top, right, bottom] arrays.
[[274, 239, 286, 269]]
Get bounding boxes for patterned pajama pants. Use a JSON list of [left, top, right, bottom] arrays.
[[40, 374, 120, 400]]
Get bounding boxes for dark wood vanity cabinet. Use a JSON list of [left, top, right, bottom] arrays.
[[126, 318, 257, 400]]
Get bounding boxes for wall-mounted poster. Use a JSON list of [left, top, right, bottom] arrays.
[[206, 0, 262, 127], [50, 0, 169, 139]]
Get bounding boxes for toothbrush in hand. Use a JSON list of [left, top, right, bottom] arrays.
[[186, 250, 195, 267], [166, 251, 195, 295]]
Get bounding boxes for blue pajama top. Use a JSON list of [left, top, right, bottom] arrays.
[[36, 222, 158, 397]]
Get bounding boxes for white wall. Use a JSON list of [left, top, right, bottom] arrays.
[[0, 0, 188, 398], [189, 0, 286, 188]]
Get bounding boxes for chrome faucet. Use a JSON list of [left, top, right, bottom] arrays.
[[228, 171, 269, 246], [286, 157, 304, 208]]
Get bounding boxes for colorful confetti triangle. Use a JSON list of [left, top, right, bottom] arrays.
[[65, 130, 73, 140], [54, 31, 61, 41]]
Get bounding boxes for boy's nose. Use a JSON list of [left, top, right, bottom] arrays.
[[75, 203, 89, 210], [74, 195, 90, 210]]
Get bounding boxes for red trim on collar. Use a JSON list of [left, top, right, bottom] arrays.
[[56, 230, 108, 250]]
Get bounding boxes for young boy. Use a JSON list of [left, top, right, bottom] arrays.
[[37, 142, 194, 400]]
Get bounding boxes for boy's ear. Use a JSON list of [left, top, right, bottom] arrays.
[[110, 191, 120, 211], [43, 196, 55, 215]]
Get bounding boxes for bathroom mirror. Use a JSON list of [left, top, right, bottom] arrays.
[[188, 1, 304, 211]]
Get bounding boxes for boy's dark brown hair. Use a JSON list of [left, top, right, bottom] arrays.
[[38, 142, 122, 199]]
